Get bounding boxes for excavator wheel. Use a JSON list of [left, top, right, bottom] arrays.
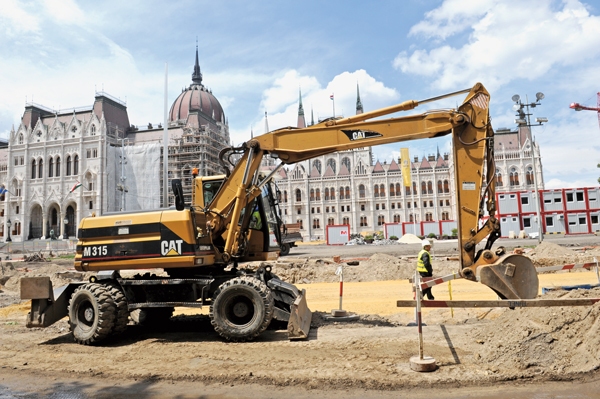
[[106, 283, 130, 334], [130, 307, 174, 326], [210, 276, 274, 342], [68, 283, 117, 345], [279, 243, 291, 256]]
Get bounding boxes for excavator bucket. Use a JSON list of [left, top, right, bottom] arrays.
[[478, 254, 539, 299], [287, 288, 312, 340]]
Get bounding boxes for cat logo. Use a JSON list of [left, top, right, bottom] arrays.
[[161, 239, 183, 256], [340, 129, 383, 141]]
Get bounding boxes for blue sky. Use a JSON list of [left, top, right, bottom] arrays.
[[1, 0, 600, 189]]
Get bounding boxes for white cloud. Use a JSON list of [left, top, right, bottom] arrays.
[[42, 0, 86, 26], [0, 0, 41, 36], [393, 0, 600, 91]]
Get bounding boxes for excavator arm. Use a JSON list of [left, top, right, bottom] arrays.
[[206, 82, 538, 299]]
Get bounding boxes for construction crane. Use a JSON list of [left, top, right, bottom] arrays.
[[570, 92, 600, 126]]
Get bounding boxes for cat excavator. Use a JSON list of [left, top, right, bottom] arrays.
[[21, 82, 539, 345]]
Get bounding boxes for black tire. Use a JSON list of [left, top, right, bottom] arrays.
[[280, 243, 290, 256], [210, 276, 274, 342], [106, 284, 129, 334], [68, 283, 117, 345], [130, 307, 174, 326]]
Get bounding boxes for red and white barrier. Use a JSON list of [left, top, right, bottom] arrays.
[[419, 272, 463, 291], [536, 261, 599, 273]]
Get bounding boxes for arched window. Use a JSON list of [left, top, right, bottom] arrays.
[[324, 188, 329, 201], [310, 188, 315, 201], [413, 182, 418, 195], [377, 215, 385, 226], [328, 217, 335, 226], [66, 156, 72, 176], [18, 134, 24, 144], [295, 189, 302, 202], [425, 212, 433, 221], [360, 216, 368, 227], [406, 185, 411, 195], [443, 180, 449, 193], [421, 181, 427, 194], [427, 181, 433, 194], [442, 212, 449, 220], [90, 124, 96, 135], [315, 188, 321, 201], [374, 185, 379, 197], [326, 158, 336, 173], [345, 186, 350, 200], [56, 157, 61, 177], [389, 183, 395, 197], [38, 159, 43, 179], [48, 158, 54, 178], [312, 218, 320, 229], [283, 190, 288, 203], [297, 219, 303, 229], [359, 184, 366, 198], [396, 183, 401, 197], [341, 157, 351, 172], [312, 160, 322, 174], [339, 187, 344, 199], [342, 216, 349, 225], [74, 155, 79, 175], [330, 187, 336, 200], [409, 214, 414, 223], [438, 180, 443, 193], [393, 214, 401, 223], [496, 170, 503, 187], [526, 166, 534, 185], [379, 184, 385, 197], [31, 159, 37, 179]]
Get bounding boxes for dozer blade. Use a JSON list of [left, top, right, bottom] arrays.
[[478, 254, 539, 299], [287, 288, 312, 340]]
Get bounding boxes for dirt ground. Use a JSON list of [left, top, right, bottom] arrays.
[[1, 239, 600, 397]]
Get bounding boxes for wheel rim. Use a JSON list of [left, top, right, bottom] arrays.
[[76, 300, 95, 331], [224, 295, 255, 326]]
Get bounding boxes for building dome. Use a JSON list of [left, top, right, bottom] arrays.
[[169, 48, 225, 124]]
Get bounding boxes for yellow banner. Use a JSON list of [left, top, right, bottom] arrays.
[[400, 148, 412, 187]]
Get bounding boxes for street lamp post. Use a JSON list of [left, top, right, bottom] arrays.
[[63, 217, 69, 240], [6, 219, 11, 242], [512, 93, 547, 243]]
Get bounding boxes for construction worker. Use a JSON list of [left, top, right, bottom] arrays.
[[250, 205, 262, 230], [417, 239, 435, 300]]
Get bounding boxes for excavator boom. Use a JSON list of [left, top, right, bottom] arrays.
[[209, 83, 538, 299]]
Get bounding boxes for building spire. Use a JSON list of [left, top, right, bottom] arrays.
[[356, 83, 363, 114], [192, 41, 203, 86], [297, 88, 306, 128]]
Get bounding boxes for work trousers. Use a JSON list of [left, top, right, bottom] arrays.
[[419, 271, 434, 300]]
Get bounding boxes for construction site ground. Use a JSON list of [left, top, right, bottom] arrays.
[[1, 235, 600, 398]]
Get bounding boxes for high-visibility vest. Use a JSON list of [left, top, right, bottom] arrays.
[[417, 249, 430, 273]]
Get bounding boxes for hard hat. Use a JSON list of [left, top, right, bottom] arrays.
[[421, 239, 431, 248]]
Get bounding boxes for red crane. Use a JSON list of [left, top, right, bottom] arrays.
[[570, 92, 600, 127]]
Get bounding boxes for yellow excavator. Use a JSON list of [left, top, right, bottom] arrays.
[[21, 82, 538, 345]]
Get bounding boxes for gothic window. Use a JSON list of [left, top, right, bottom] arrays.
[[297, 219, 303, 229], [91, 124, 96, 135], [74, 155, 79, 175], [374, 185, 379, 198], [496, 171, 503, 187], [66, 156, 72, 176], [393, 214, 401, 223], [342, 217, 349, 225], [396, 183, 401, 197], [56, 157, 61, 177], [409, 214, 414, 222], [341, 157, 351, 172], [360, 216, 368, 227], [427, 181, 433, 194], [379, 184, 385, 197], [438, 180, 443, 193], [326, 158, 336, 173], [345, 186, 350, 200], [425, 212, 433, 221], [316, 188, 321, 201], [442, 211, 449, 220], [339, 187, 344, 199], [283, 190, 288, 203], [526, 166, 534, 185], [312, 218, 320, 229], [443, 180, 449, 193], [377, 215, 385, 226], [358, 184, 365, 202], [389, 183, 395, 197], [18, 134, 23, 144], [31, 160, 36, 179], [312, 160, 322, 174], [38, 159, 43, 178], [421, 181, 427, 194], [48, 158, 54, 178], [413, 182, 418, 195], [328, 218, 335, 226], [310, 189, 315, 201], [295, 189, 301, 202], [324, 188, 330, 201]]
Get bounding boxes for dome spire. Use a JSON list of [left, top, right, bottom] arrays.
[[192, 41, 203, 86]]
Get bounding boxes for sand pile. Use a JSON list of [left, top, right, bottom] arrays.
[[270, 253, 460, 284], [528, 241, 578, 267], [473, 287, 600, 377], [397, 233, 423, 244]]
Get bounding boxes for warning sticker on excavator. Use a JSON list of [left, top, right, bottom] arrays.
[[462, 182, 476, 190]]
